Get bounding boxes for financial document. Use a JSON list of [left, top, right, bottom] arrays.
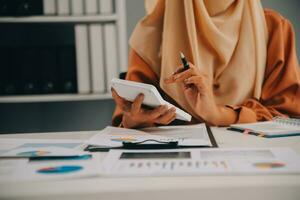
[[1, 146, 90, 158], [0, 138, 83, 155], [0, 138, 99, 182], [85, 124, 212, 148], [102, 148, 300, 177], [0, 159, 100, 182]]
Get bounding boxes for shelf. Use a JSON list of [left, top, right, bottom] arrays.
[[0, 93, 112, 103], [0, 1, 127, 104], [0, 14, 118, 23]]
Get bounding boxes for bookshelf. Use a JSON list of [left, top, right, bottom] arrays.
[[0, 0, 127, 103], [0, 94, 112, 103], [0, 15, 118, 23]]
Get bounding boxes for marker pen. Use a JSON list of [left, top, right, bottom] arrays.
[[180, 52, 190, 70]]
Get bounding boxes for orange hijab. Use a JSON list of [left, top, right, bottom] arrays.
[[130, 0, 268, 118]]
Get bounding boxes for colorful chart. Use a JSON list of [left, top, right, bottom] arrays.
[[37, 165, 83, 174], [17, 150, 50, 157], [111, 137, 137, 142], [253, 162, 285, 169]]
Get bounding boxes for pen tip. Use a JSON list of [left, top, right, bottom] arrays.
[[180, 52, 185, 59]]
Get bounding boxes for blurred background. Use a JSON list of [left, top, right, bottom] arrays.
[[0, 0, 299, 134]]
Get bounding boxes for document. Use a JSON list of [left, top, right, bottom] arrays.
[[0, 146, 90, 158], [0, 138, 83, 155], [229, 117, 300, 138], [0, 139, 99, 182], [85, 124, 213, 148], [101, 148, 300, 177]]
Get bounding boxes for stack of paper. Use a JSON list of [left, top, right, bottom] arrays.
[[85, 124, 213, 149]]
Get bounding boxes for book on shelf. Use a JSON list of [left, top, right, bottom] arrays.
[[43, 0, 56, 15], [9, 47, 22, 95], [85, 0, 98, 14], [0, 0, 11, 16], [89, 24, 105, 93], [99, 0, 114, 14], [0, 47, 17, 95], [0, 48, 4, 95], [75, 24, 91, 94], [57, 0, 70, 15], [20, 47, 40, 94], [0, 0, 57, 16], [229, 117, 300, 138], [0, 0, 43, 16], [71, 0, 84, 15], [57, 45, 78, 93], [103, 23, 118, 92], [40, 46, 58, 94]]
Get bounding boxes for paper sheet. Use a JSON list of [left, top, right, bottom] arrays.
[[0, 138, 99, 182], [86, 124, 212, 147], [102, 148, 300, 177], [0, 138, 83, 155], [1, 146, 90, 158]]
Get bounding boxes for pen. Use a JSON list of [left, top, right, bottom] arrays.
[[180, 52, 190, 70]]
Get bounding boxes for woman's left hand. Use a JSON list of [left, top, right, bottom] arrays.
[[164, 63, 236, 126]]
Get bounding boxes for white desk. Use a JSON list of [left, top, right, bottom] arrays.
[[0, 127, 300, 200]]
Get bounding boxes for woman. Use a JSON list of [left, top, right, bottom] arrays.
[[112, 0, 300, 128]]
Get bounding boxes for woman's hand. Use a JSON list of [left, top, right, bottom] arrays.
[[112, 88, 176, 129], [164, 63, 237, 126]]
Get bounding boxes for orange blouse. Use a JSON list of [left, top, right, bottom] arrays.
[[112, 9, 300, 126]]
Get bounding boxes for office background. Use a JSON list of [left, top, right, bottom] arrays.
[[0, 0, 299, 134]]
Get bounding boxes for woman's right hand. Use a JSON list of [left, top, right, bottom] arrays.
[[111, 88, 176, 129]]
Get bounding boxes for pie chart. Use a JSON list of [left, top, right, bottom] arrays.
[[253, 162, 285, 169], [17, 150, 50, 157], [37, 165, 83, 174], [111, 137, 137, 142]]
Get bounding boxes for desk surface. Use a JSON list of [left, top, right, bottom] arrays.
[[0, 127, 300, 200]]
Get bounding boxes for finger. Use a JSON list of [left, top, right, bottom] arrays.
[[184, 76, 206, 92], [164, 65, 189, 84], [166, 69, 198, 84], [111, 88, 131, 112], [145, 105, 168, 120], [131, 93, 144, 115], [173, 66, 186, 75], [165, 62, 201, 84], [183, 87, 198, 106], [155, 107, 176, 125]]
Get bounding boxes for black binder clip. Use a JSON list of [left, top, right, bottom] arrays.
[[122, 139, 178, 149], [84, 140, 179, 152]]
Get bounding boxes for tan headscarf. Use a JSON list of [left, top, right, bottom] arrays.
[[130, 0, 268, 118]]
